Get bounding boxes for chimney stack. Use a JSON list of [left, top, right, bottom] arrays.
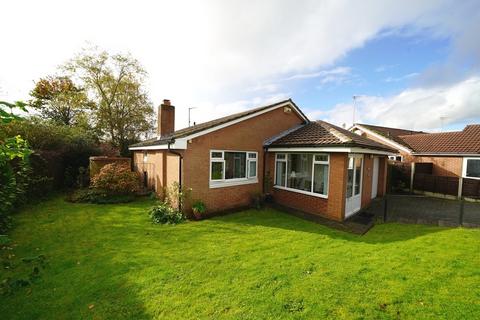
[[157, 99, 175, 137]]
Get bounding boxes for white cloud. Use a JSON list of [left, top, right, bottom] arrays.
[[384, 72, 419, 83], [320, 76, 480, 130], [1, 0, 480, 130]]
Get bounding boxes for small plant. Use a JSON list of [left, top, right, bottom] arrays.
[[149, 202, 185, 225], [164, 182, 192, 210], [192, 200, 206, 220]]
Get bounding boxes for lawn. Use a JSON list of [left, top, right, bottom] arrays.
[[1, 197, 479, 319]]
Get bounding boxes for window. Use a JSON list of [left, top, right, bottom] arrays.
[[463, 158, 480, 179], [209, 150, 258, 187], [388, 155, 403, 162], [274, 153, 329, 197]]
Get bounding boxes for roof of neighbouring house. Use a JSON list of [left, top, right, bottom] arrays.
[[353, 123, 427, 149], [266, 120, 396, 152], [399, 124, 480, 154], [129, 99, 308, 148]]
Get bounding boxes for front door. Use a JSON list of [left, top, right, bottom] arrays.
[[345, 154, 363, 218]]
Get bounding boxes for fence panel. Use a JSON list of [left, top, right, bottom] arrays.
[[413, 173, 459, 196], [462, 178, 480, 199]]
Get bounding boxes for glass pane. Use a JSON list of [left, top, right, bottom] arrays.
[[211, 151, 223, 158], [275, 161, 286, 186], [211, 162, 223, 180], [354, 157, 362, 195], [248, 160, 257, 178], [276, 154, 286, 160], [225, 152, 246, 179], [248, 153, 257, 158], [315, 154, 328, 162], [287, 154, 313, 192], [466, 159, 480, 178], [313, 163, 328, 195], [346, 166, 353, 198]]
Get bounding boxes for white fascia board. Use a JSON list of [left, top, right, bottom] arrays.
[[353, 124, 412, 154], [129, 138, 188, 151], [267, 146, 393, 155], [349, 147, 395, 155], [182, 102, 306, 141]]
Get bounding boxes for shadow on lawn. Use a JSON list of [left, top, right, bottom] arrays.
[[212, 208, 448, 244]]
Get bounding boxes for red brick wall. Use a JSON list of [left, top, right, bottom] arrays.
[[377, 156, 387, 197], [183, 107, 305, 213], [361, 155, 373, 208], [403, 154, 462, 177]]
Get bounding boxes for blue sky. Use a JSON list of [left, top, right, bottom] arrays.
[[1, 0, 480, 132]]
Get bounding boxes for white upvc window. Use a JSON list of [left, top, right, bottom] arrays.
[[209, 150, 258, 188], [274, 153, 329, 198], [462, 157, 480, 180]]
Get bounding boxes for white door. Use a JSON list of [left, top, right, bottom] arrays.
[[371, 157, 379, 199], [345, 154, 363, 218]]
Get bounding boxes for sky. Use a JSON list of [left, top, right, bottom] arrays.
[[1, 0, 480, 132]]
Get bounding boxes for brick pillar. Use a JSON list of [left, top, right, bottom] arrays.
[[327, 153, 348, 221]]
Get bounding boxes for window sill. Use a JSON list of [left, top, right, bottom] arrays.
[[209, 178, 258, 189], [463, 176, 480, 180], [273, 186, 328, 199]]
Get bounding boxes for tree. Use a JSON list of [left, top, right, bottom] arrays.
[[66, 48, 154, 155], [30, 76, 92, 126]]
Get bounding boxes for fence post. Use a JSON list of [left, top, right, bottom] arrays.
[[457, 177, 463, 199], [459, 198, 465, 226], [410, 163, 415, 194]]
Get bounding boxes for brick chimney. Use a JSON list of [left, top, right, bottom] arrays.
[[157, 99, 175, 137]]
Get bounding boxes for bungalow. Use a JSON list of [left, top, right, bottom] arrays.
[[129, 99, 394, 221], [350, 123, 480, 179]]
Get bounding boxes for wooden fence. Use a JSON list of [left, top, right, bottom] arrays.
[[388, 161, 480, 199]]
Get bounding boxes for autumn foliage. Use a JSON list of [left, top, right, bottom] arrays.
[[91, 163, 141, 195]]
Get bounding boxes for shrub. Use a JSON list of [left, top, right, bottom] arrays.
[[66, 188, 135, 204], [149, 202, 185, 224], [91, 163, 141, 195]]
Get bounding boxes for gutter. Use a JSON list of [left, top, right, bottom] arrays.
[[167, 140, 184, 210]]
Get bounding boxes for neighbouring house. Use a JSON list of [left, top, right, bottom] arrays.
[[350, 123, 480, 179], [129, 99, 394, 221]]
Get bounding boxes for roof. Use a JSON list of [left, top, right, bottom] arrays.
[[399, 125, 480, 154], [266, 120, 396, 152], [354, 123, 427, 149], [130, 99, 308, 148]]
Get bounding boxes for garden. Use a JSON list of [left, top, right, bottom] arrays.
[[1, 197, 479, 319]]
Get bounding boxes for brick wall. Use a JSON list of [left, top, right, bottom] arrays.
[[403, 155, 463, 177], [182, 106, 305, 213], [361, 155, 373, 208]]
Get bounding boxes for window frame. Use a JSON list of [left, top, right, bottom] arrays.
[[209, 150, 258, 188], [274, 153, 330, 198], [462, 157, 480, 180]]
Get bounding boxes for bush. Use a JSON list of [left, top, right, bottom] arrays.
[[149, 202, 185, 224], [0, 117, 101, 190], [66, 188, 135, 204], [91, 163, 140, 195]]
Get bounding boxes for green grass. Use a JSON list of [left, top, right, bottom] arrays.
[[1, 197, 479, 319]]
